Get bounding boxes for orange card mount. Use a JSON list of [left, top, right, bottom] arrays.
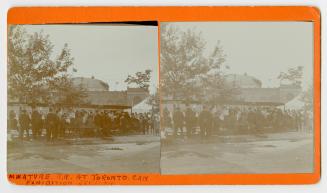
[[7, 6, 320, 185]]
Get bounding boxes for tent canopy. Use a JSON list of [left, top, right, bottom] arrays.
[[282, 94, 304, 110], [132, 97, 152, 113]]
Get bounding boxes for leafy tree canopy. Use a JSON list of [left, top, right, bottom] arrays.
[[125, 69, 152, 91], [8, 25, 85, 106], [160, 23, 230, 103], [277, 66, 303, 87]]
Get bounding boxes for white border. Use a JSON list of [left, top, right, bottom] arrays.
[[0, 1, 326, 193]]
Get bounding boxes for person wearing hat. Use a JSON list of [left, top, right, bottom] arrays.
[[8, 110, 17, 131], [46, 107, 59, 141], [198, 105, 213, 140], [185, 105, 196, 138], [31, 107, 43, 139], [19, 108, 31, 140], [93, 110, 103, 137], [172, 106, 184, 137]]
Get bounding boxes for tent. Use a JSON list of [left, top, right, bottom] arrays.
[[132, 97, 152, 113], [283, 94, 305, 110]]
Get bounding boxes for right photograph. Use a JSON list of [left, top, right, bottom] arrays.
[[159, 22, 314, 174]]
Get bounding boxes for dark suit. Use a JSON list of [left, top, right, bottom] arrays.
[[198, 110, 213, 139], [46, 112, 59, 141], [173, 110, 184, 136], [185, 108, 196, 136], [19, 112, 30, 139], [31, 111, 43, 138]]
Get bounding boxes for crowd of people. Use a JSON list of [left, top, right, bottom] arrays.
[[8, 107, 160, 141], [162, 105, 312, 139], [8, 105, 313, 141]]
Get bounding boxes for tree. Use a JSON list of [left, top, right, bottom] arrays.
[[146, 87, 160, 112], [301, 84, 313, 111], [8, 25, 85, 106], [277, 66, 303, 87], [125, 69, 152, 90], [160, 23, 229, 104], [54, 78, 88, 106]]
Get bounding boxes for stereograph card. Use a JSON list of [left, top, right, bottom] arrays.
[[6, 6, 321, 185]]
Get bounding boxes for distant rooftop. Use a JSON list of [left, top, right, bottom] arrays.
[[235, 87, 301, 105], [225, 74, 262, 88], [127, 87, 148, 92], [72, 77, 109, 91], [84, 91, 128, 106]]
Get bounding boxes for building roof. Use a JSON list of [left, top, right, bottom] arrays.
[[127, 87, 148, 92], [236, 87, 301, 105], [162, 87, 302, 106], [84, 91, 128, 107], [225, 74, 262, 88], [72, 77, 109, 91]]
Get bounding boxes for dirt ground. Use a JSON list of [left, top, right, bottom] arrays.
[[7, 131, 314, 174], [160, 131, 314, 174], [7, 135, 160, 174]]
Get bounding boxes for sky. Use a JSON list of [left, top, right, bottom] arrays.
[[165, 22, 313, 89], [22, 22, 313, 93], [24, 24, 158, 93]]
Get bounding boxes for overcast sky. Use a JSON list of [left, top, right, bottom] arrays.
[[23, 22, 313, 93], [24, 24, 158, 93], [165, 22, 313, 89]]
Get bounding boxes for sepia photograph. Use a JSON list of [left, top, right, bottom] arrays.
[[160, 22, 314, 174], [7, 23, 160, 173]]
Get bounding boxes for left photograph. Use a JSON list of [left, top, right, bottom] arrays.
[[7, 23, 160, 173]]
